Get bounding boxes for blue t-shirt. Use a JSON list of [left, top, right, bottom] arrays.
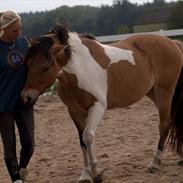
[[0, 36, 29, 112]]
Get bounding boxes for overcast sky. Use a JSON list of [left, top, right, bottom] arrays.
[[0, 0, 176, 13]]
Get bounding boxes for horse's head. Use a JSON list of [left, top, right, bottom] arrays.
[[21, 23, 71, 105]]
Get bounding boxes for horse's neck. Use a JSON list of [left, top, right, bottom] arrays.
[[56, 50, 70, 69]]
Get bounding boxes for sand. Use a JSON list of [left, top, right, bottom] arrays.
[[1, 95, 183, 183]]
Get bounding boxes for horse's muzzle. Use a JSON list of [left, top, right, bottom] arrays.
[[21, 88, 40, 106]]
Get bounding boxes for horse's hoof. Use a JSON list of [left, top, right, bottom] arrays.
[[93, 170, 104, 183], [79, 171, 92, 183], [146, 166, 159, 173], [93, 175, 102, 183], [79, 180, 92, 183]]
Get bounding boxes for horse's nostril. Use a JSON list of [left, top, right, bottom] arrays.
[[24, 96, 35, 107]]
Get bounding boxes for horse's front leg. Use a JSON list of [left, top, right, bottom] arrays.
[[78, 147, 91, 183], [80, 101, 106, 183]]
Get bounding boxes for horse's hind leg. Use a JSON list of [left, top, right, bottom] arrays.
[[147, 87, 172, 173]]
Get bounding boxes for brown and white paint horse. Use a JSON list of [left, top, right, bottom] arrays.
[[21, 23, 183, 183]]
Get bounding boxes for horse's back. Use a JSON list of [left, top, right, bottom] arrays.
[[107, 35, 183, 108], [113, 34, 183, 63], [122, 34, 183, 66], [126, 35, 183, 84]]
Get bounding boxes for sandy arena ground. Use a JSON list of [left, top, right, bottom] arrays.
[[1, 95, 183, 183]]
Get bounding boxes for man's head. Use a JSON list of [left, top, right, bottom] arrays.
[[0, 10, 22, 42]]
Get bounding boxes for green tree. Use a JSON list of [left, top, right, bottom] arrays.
[[112, 0, 138, 34], [95, 5, 116, 35], [168, 1, 183, 29]]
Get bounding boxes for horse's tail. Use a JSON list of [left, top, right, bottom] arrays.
[[169, 40, 183, 154]]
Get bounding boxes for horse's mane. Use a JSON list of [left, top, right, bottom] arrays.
[[51, 23, 69, 44], [25, 36, 53, 61], [25, 22, 96, 69], [25, 23, 69, 63], [51, 22, 96, 42]]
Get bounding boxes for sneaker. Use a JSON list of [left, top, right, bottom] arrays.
[[19, 168, 28, 181], [13, 180, 23, 183]]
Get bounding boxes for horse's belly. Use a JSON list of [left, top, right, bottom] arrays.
[[106, 61, 154, 109]]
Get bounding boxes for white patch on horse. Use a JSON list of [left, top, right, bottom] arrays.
[[97, 42, 135, 66], [85, 101, 105, 135], [63, 32, 107, 107], [155, 149, 163, 160], [149, 149, 163, 169]]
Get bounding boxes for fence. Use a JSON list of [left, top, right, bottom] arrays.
[[96, 28, 183, 43]]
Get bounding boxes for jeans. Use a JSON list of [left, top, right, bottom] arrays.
[[0, 106, 35, 181]]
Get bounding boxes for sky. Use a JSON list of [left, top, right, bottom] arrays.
[[0, 0, 176, 13]]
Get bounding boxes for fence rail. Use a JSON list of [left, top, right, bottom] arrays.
[[96, 29, 183, 43]]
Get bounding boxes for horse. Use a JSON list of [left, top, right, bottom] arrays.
[[21, 23, 183, 183]]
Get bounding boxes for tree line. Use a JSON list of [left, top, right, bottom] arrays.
[[21, 0, 183, 37]]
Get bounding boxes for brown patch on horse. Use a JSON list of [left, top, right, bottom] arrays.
[[81, 38, 110, 69], [57, 71, 97, 109], [49, 44, 70, 68], [57, 70, 97, 129], [132, 42, 147, 56]]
